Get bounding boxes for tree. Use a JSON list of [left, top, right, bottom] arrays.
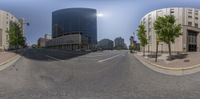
[[154, 15, 181, 59], [7, 21, 25, 49], [129, 44, 134, 53], [137, 24, 148, 56]]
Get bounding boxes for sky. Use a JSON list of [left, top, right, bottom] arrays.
[[0, 0, 200, 46]]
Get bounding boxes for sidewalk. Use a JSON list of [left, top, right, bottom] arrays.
[[0, 51, 18, 65], [132, 52, 200, 75], [134, 52, 200, 69]]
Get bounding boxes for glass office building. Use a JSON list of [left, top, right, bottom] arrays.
[[51, 8, 97, 50]]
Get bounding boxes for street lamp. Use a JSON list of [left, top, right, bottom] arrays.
[[19, 18, 29, 49]]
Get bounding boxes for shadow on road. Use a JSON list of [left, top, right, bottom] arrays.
[[14, 48, 91, 61]]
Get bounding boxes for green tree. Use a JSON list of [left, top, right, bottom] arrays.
[[129, 44, 134, 53], [7, 21, 25, 49], [154, 15, 181, 59], [137, 24, 148, 56]]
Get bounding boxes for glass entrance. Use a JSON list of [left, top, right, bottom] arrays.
[[188, 30, 198, 52]]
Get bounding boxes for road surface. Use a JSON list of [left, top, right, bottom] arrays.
[[0, 48, 200, 99]]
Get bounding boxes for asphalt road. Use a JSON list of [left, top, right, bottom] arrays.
[[0, 48, 200, 99]]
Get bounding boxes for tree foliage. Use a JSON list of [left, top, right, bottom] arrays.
[[154, 15, 181, 58], [137, 24, 148, 47], [137, 24, 147, 56], [7, 21, 25, 49]]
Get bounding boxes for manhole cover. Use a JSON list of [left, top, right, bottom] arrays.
[[184, 59, 190, 62]]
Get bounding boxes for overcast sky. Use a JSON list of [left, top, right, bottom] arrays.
[[0, 0, 200, 45]]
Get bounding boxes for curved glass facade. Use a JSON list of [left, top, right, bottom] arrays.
[[52, 8, 97, 44]]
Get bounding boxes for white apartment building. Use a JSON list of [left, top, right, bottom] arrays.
[[141, 7, 200, 52], [0, 10, 21, 50]]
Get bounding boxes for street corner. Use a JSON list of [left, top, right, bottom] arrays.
[[0, 52, 22, 71], [132, 52, 200, 76]]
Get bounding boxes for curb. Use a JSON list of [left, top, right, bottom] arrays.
[[132, 53, 200, 76], [0, 54, 21, 71], [134, 54, 200, 71]]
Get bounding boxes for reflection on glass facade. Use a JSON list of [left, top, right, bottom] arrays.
[[52, 8, 97, 44]]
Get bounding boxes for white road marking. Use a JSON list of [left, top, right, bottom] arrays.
[[98, 54, 121, 63], [46, 55, 61, 61]]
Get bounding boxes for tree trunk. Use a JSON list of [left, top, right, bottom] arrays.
[[143, 47, 145, 56], [155, 41, 159, 62], [168, 43, 172, 60]]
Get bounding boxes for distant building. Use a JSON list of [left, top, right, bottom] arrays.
[[37, 38, 46, 48], [47, 8, 97, 51], [130, 36, 134, 46], [114, 37, 127, 50], [97, 39, 113, 50], [130, 36, 140, 51], [44, 34, 51, 40], [0, 10, 23, 51], [38, 34, 51, 48]]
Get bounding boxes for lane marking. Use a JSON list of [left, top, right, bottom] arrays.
[[98, 54, 121, 63], [46, 55, 61, 61]]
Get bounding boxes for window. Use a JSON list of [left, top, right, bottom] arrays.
[[195, 17, 198, 20], [143, 18, 146, 21], [156, 10, 162, 17], [188, 22, 192, 26], [148, 28, 151, 32], [188, 9, 192, 14], [142, 18, 146, 24], [188, 16, 192, 18], [195, 10, 198, 15], [148, 35, 152, 43], [143, 21, 146, 25], [170, 9, 174, 14], [148, 24, 151, 28], [148, 15, 152, 22], [6, 35, 8, 41], [195, 23, 198, 28], [188, 9, 193, 12]]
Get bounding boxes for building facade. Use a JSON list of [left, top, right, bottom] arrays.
[[38, 38, 46, 48], [44, 34, 51, 40], [97, 39, 113, 50], [114, 37, 127, 50], [38, 34, 52, 48], [141, 7, 200, 52], [48, 8, 97, 50], [0, 10, 21, 51]]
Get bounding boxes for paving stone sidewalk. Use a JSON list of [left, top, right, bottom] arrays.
[[135, 52, 200, 68], [0, 51, 17, 65]]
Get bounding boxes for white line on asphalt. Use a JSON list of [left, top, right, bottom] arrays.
[[46, 55, 61, 61], [98, 54, 121, 63]]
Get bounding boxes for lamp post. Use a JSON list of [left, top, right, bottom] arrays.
[[19, 18, 29, 49]]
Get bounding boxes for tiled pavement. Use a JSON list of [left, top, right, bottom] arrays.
[[135, 52, 200, 68], [0, 51, 17, 65]]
